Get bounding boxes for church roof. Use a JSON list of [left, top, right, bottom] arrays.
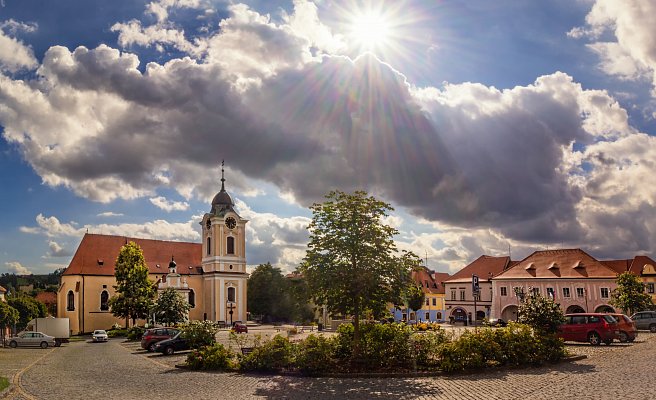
[[63, 234, 202, 276]]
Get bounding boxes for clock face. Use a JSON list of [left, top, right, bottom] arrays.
[[225, 217, 237, 230], [206, 219, 211, 230]]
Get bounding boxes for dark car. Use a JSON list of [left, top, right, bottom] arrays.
[[153, 332, 190, 355], [232, 322, 248, 333], [557, 313, 619, 345], [486, 318, 507, 327], [141, 328, 180, 352], [609, 313, 637, 342]]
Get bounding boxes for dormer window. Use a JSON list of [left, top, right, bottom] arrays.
[[573, 261, 584, 269], [548, 262, 559, 270], [97, 259, 104, 266], [525, 263, 536, 270]]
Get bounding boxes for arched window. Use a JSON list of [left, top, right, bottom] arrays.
[[227, 236, 235, 255], [227, 286, 236, 303], [100, 290, 109, 311], [67, 290, 75, 311], [189, 289, 195, 308], [207, 237, 211, 255]]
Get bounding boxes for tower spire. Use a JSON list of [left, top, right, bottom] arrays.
[[221, 160, 225, 191]]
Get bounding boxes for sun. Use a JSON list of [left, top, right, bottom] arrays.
[[349, 11, 391, 50]]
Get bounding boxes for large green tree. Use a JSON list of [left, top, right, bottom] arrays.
[[108, 242, 156, 328], [152, 287, 191, 326], [405, 284, 426, 321], [518, 290, 565, 335], [7, 295, 47, 331], [610, 272, 653, 316], [0, 301, 19, 340], [300, 190, 419, 353]]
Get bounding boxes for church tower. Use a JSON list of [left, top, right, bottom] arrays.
[[201, 162, 248, 325]]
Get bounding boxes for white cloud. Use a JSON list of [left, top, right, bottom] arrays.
[[0, 19, 38, 72], [47, 241, 72, 257], [5, 261, 32, 275], [150, 196, 189, 212], [97, 212, 124, 217]]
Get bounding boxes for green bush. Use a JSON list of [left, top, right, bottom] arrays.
[[411, 329, 453, 369], [333, 322, 413, 370], [127, 326, 146, 341], [186, 344, 237, 371], [107, 329, 128, 338], [240, 335, 294, 372], [294, 334, 335, 375], [180, 320, 218, 349]]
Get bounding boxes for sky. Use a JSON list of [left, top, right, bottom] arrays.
[[1, 0, 655, 276]]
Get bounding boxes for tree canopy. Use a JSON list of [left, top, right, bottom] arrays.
[[610, 272, 653, 316], [108, 242, 156, 327], [7, 295, 47, 331], [406, 284, 426, 318], [517, 290, 565, 335], [152, 287, 191, 326], [300, 190, 419, 350], [247, 263, 313, 323], [0, 301, 19, 336]]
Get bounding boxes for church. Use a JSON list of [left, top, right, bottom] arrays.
[[57, 167, 249, 334]]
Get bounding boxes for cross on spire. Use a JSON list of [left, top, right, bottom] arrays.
[[221, 160, 225, 191]]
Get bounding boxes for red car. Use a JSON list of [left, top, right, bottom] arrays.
[[141, 328, 180, 352], [557, 313, 619, 345], [609, 313, 637, 343], [232, 322, 248, 333]]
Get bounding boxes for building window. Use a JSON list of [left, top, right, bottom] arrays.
[[67, 291, 75, 311], [206, 237, 211, 255], [425, 299, 429, 306], [425, 312, 430, 321], [100, 290, 109, 311], [451, 290, 456, 301], [227, 236, 235, 255], [647, 283, 655, 294], [531, 287, 540, 295], [460, 290, 465, 301], [432, 298, 437, 306], [546, 287, 555, 298], [227, 286, 236, 303], [437, 312, 442, 320], [563, 287, 571, 298], [576, 287, 585, 298], [600, 287, 609, 299], [500, 287, 508, 296], [189, 289, 195, 308]]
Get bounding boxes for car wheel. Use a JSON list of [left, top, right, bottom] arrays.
[[164, 346, 175, 356], [9, 341, 17, 348], [618, 331, 628, 343], [40, 341, 49, 349], [650, 324, 656, 333], [148, 343, 157, 352], [588, 332, 601, 346]]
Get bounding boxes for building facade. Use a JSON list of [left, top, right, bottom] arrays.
[[57, 170, 248, 334], [391, 267, 450, 323]]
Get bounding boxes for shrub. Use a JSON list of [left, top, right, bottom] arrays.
[[411, 329, 453, 369], [294, 334, 335, 375], [436, 328, 503, 372], [180, 320, 218, 349], [107, 329, 128, 338], [127, 326, 146, 341], [186, 344, 237, 371], [240, 335, 294, 372], [333, 322, 413, 370], [518, 291, 565, 335]]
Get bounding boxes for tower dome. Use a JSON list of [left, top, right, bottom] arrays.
[[210, 161, 235, 215]]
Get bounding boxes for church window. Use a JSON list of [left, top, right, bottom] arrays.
[[227, 286, 236, 303], [207, 237, 211, 255], [67, 291, 75, 311], [227, 236, 235, 254], [189, 289, 196, 308], [100, 290, 109, 311]]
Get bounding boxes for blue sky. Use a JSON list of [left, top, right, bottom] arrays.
[[1, 0, 655, 275]]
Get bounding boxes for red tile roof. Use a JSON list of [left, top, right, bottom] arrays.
[[431, 272, 451, 294], [601, 259, 631, 275], [446, 256, 512, 283], [35, 291, 57, 304], [628, 256, 656, 275], [63, 234, 202, 276], [495, 249, 618, 279], [412, 268, 441, 294]]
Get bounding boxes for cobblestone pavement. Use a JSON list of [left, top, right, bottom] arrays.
[[2, 332, 655, 399]]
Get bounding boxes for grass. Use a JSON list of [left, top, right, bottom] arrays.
[[0, 376, 9, 392]]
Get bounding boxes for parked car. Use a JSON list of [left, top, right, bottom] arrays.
[[557, 313, 619, 345], [630, 311, 656, 332], [8, 332, 56, 349], [141, 328, 180, 352], [92, 330, 109, 342], [486, 318, 507, 327], [608, 314, 637, 342], [232, 322, 248, 333], [153, 332, 190, 355]]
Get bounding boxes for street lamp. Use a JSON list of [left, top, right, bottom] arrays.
[[227, 302, 234, 326]]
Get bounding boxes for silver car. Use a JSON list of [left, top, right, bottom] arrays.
[[92, 330, 109, 342], [8, 332, 56, 348], [631, 311, 656, 332]]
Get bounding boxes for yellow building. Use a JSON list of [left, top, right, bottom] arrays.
[[630, 256, 656, 304], [57, 170, 249, 334]]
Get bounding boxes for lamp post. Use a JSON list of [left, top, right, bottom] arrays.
[[227, 302, 234, 326]]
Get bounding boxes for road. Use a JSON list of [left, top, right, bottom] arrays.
[[1, 332, 655, 399]]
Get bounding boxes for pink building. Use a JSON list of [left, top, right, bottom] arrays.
[[491, 249, 626, 321]]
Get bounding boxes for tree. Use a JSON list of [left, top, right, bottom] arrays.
[[7, 295, 47, 331], [300, 190, 420, 354], [152, 287, 191, 326], [406, 284, 426, 321], [247, 263, 292, 322], [610, 272, 653, 316], [0, 301, 19, 341], [108, 242, 156, 328], [517, 290, 565, 335]]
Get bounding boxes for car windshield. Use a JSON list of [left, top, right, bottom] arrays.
[[94, 330, 106, 334]]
